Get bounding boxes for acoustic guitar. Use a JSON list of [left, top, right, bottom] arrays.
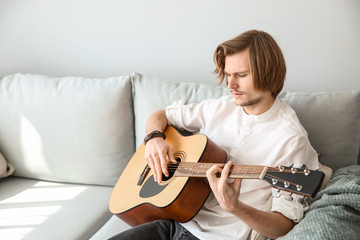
[[109, 126, 324, 227]]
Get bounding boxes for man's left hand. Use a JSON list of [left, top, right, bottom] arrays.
[[206, 161, 242, 213]]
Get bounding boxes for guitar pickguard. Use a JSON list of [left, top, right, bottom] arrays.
[[139, 154, 183, 198], [139, 175, 168, 198]]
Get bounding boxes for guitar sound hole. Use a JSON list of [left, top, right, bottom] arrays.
[[162, 158, 181, 181]]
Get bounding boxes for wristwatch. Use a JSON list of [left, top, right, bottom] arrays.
[[143, 130, 166, 145]]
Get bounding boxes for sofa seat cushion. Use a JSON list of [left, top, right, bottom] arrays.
[[89, 215, 131, 240], [0, 73, 135, 186], [0, 177, 113, 240]]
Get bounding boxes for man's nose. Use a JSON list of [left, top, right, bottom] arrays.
[[227, 76, 237, 89]]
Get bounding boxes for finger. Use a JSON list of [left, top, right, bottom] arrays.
[[149, 156, 157, 183], [233, 178, 242, 191], [206, 164, 223, 176], [146, 155, 154, 171], [153, 154, 162, 183], [148, 157, 157, 183], [206, 164, 224, 184], [220, 161, 232, 181], [145, 148, 157, 182], [159, 152, 169, 179], [145, 154, 156, 180], [168, 147, 177, 164]]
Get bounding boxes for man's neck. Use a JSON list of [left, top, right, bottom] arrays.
[[243, 96, 275, 115]]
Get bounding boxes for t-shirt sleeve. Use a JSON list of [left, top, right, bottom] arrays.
[[165, 99, 214, 133], [271, 188, 309, 222], [271, 135, 319, 222]]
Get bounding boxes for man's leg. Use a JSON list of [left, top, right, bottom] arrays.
[[108, 220, 199, 240]]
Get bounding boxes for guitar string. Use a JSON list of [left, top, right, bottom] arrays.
[[164, 164, 305, 175], [159, 163, 305, 174], [165, 166, 301, 173], [165, 169, 306, 175], [158, 166, 307, 194], [147, 163, 308, 194], [165, 164, 266, 174], [145, 161, 309, 194]]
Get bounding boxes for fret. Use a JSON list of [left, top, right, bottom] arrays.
[[174, 163, 267, 179]]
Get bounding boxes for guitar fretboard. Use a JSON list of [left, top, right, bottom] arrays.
[[173, 162, 268, 180]]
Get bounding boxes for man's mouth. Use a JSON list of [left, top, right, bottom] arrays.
[[231, 91, 245, 97]]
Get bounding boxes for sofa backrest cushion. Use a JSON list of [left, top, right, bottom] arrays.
[[131, 73, 229, 148], [0, 73, 135, 186], [278, 90, 360, 171], [132, 73, 359, 172]]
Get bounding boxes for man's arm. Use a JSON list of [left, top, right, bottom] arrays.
[[146, 110, 168, 134], [207, 161, 295, 239], [145, 110, 176, 183]]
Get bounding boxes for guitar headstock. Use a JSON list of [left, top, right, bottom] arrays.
[[263, 165, 325, 198]]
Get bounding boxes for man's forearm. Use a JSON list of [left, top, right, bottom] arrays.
[[231, 201, 295, 239], [146, 110, 168, 134]]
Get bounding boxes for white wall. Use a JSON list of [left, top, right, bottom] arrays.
[[0, 0, 359, 92]]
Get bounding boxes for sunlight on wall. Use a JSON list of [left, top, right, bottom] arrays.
[[0, 181, 87, 240]]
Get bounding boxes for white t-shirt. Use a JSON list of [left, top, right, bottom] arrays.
[[165, 95, 319, 240]]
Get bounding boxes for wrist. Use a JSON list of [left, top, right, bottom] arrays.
[[225, 200, 244, 215], [144, 130, 166, 145]]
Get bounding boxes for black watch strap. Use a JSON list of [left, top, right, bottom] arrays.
[[144, 130, 166, 145]]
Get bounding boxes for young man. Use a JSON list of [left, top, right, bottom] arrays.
[[110, 30, 320, 240]]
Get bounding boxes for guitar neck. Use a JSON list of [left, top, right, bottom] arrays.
[[173, 162, 268, 180]]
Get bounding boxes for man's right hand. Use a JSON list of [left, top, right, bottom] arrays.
[[144, 137, 177, 183]]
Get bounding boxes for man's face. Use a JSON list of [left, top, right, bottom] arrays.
[[224, 49, 273, 115]]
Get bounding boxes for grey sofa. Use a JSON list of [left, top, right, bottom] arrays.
[[0, 73, 359, 240]]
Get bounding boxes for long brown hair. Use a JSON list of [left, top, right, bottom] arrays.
[[213, 30, 286, 97]]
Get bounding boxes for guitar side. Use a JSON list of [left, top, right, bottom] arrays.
[[109, 126, 227, 226]]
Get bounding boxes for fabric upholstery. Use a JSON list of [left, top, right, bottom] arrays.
[[0, 72, 358, 240], [89, 215, 131, 240], [279, 90, 360, 171], [131, 73, 229, 148], [132, 73, 359, 171], [0, 73, 135, 186], [0, 177, 113, 240]]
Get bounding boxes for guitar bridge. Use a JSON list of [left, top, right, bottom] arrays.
[[137, 164, 150, 186]]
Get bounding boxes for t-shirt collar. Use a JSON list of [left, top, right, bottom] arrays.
[[242, 97, 281, 122]]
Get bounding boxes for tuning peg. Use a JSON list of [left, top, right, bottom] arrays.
[[301, 164, 311, 175], [298, 196, 307, 205], [273, 189, 281, 198], [289, 163, 294, 168], [291, 167, 297, 174], [296, 185, 303, 191], [285, 193, 293, 201], [284, 181, 290, 188]]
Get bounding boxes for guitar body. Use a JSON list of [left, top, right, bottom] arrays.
[[109, 126, 227, 227]]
